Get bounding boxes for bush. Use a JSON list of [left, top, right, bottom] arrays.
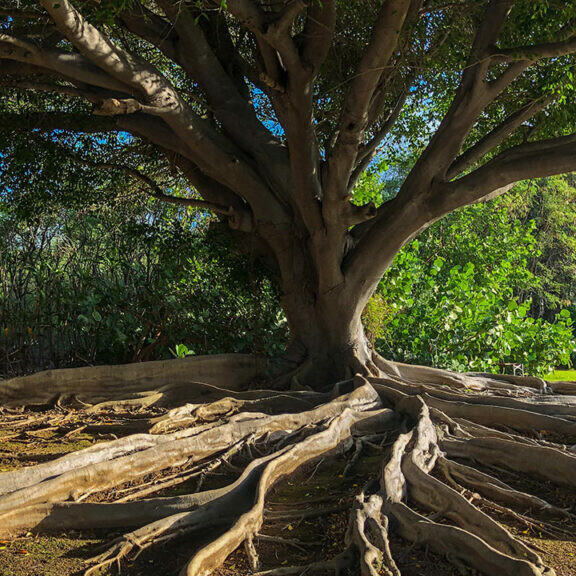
[[0, 200, 286, 376], [367, 201, 574, 376]]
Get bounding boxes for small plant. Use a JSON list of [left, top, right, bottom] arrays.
[[170, 343, 195, 358]]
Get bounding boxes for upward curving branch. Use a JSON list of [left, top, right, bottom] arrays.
[[325, 0, 412, 206], [446, 95, 553, 180], [442, 133, 576, 210]]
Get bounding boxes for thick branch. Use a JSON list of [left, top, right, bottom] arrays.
[[214, 1, 324, 233], [446, 96, 552, 180], [344, 120, 575, 308], [263, 1, 306, 74], [325, 0, 412, 204], [220, 0, 266, 34], [174, 156, 254, 231], [115, 115, 253, 229], [441, 133, 576, 209]]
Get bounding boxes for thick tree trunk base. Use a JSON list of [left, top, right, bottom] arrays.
[[1, 356, 576, 575]]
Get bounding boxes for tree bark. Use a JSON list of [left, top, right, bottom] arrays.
[[277, 283, 378, 389]]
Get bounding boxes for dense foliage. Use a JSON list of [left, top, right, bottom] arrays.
[[0, 198, 286, 376], [363, 185, 575, 376], [506, 175, 576, 320]]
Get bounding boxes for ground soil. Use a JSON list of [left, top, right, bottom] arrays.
[[0, 406, 574, 576]]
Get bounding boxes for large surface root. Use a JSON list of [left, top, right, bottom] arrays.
[[0, 357, 575, 575]]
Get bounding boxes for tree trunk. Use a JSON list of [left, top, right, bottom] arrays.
[[277, 287, 379, 389]]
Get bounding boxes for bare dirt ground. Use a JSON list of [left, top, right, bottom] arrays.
[[0, 404, 574, 576]]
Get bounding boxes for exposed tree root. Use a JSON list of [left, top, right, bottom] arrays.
[[0, 354, 265, 409], [0, 357, 575, 575], [436, 456, 575, 520]]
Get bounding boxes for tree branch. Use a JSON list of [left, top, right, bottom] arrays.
[[441, 133, 576, 210], [155, 0, 285, 169], [218, 0, 325, 234], [48, 142, 237, 219], [398, 0, 519, 188], [35, 0, 287, 223], [489, 34, 576, 63], [461, 0, 516, 91], [340, 3, 521, 307], [263, 1, 306, 73], [0, 77, 133, 107], [39, 0, 173, 107], [37, 109, 256, 231], [174, 157, 254, 231], [220, 0, 266, 35], [0, 33, 133, 93], [325, 0, 412, 205], [446, 95, 552, 180]]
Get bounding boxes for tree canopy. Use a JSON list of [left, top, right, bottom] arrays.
[[3, 0, 576, 383]]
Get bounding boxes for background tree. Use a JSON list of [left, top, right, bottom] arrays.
[[3, 0, 576, 385], [509, 175, 576, 321]]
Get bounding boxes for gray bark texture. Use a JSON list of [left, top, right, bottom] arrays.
[[1, 356, 576, 575]]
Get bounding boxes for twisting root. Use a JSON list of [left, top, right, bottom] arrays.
[[1, 357, 576, 575], [179, 402, 394, 576], [345, 491, 401, 576], [376, 386, 555, 576]]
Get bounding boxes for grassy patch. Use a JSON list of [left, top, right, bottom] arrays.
[[547, 369, 576, 382]]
